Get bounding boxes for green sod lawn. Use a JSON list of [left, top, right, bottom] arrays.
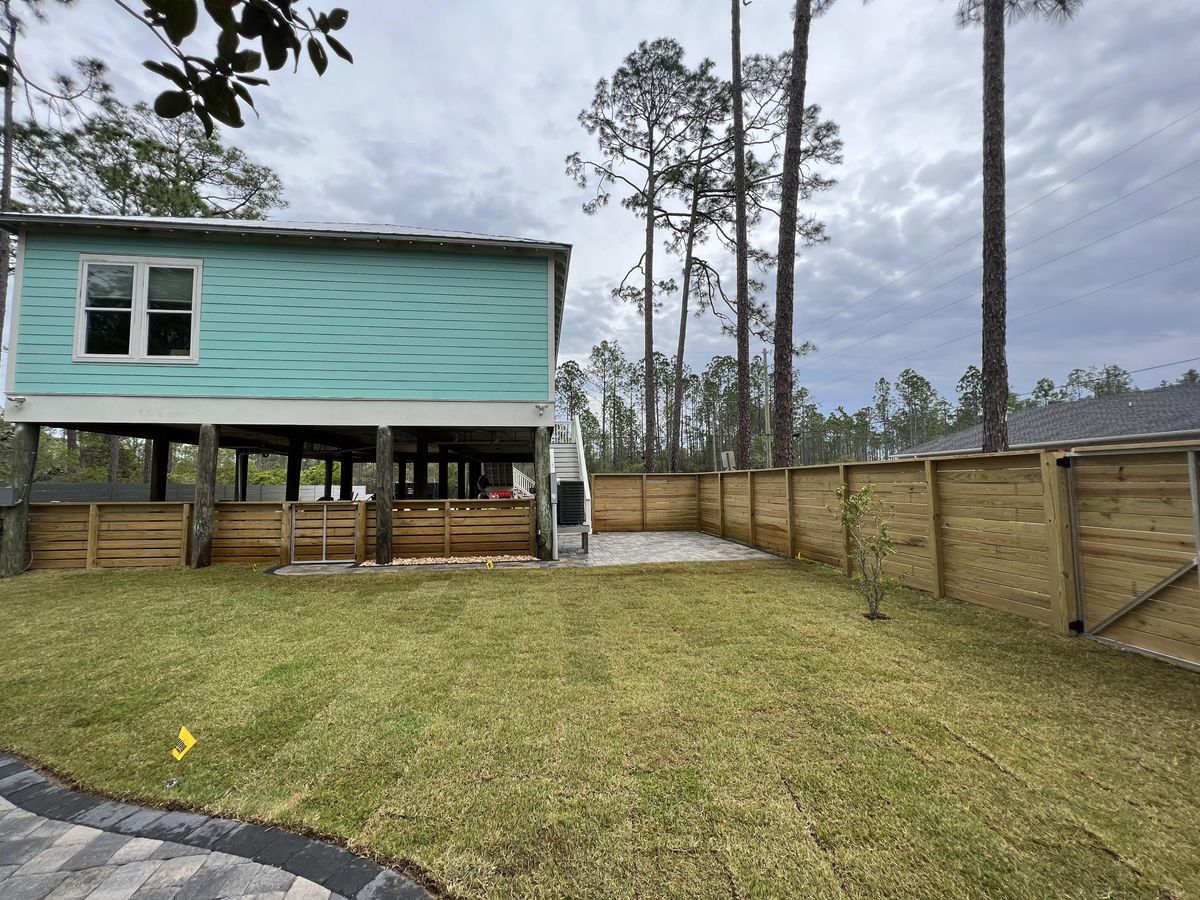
[[2, 560, 1198, 899]]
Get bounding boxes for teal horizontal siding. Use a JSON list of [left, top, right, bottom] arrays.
[[14, 232, 551, 401]]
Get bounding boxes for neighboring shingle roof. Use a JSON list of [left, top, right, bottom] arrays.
[[900, 382, 1200, 455]]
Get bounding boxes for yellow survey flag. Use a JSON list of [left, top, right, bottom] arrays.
[[172, 726, 196, 761]]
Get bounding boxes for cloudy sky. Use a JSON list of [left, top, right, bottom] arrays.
[[22, 0, 1200, 414]]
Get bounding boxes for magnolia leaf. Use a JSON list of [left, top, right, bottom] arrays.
[[160, 0, 199, 44], [143, 60, 190, 90], [153, 89, 192, 118], [325, 35, 352, 64], [307, 37, 328, 76]]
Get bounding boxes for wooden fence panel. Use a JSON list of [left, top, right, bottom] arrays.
[[790, 467, 843, 568], [592, 475, 644, 532], [94, 503, 189, 568], [698, 474, 720, 536], [449, 501, 534, 556], [1074, 451, 1199, 665], [645, 475, 700, 531], [392, 504, 448, 558], [935, 453, 1053, 624], [371, 499, 535, 561], [751, 470, 789, 556], [25, 504, 90, 570], [847, 461, 934, 593], [722, 473, 751, 544], [213, 502, 284, 564]]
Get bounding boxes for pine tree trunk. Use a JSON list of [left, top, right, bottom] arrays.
[[980, 0, 1009, 452], [731, 0, 752, 470], [643, 165, 657, 472], [669, 178, 702, 472], [772, 0, 813, 468]]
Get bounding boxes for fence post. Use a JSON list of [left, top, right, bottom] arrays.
[[180, 503, 192, 566], [355, 501, 367, 564], [718, 471, 725, 539], [86, 504, 100, 570], [785, 469, 795, 559], [839, 464, 851, 575], [924, 459, 944, 598], [1041, 450, 1079, 635], [694, 473, 702, 530], [640, 474, 647, 532], [279, 501, 293, 566], [748, 470, 756, 547], [443, 500, 451, 558]]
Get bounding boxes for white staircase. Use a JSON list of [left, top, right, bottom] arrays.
[[550, 415, 591, 557], [550, 444, 582, 481], [479, 463, 534, 498]]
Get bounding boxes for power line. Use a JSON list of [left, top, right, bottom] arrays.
[[801, 103, 1200, 334], [799, 193, 1200, 370], [805, 251, 1200, 391], [811, 156, 1200, 347]]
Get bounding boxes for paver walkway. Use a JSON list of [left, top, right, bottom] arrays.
[[0, 753, 428, 900], [277, 530, 775, 575]]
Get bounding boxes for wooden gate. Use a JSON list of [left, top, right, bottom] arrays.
[[290, 502, 358, 563], [1069, 444, 1200, 668]]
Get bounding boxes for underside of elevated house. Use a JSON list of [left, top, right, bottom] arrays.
[[0, 213, 591, 574]]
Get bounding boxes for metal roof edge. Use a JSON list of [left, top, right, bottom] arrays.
[[0, 212, 573, 253]]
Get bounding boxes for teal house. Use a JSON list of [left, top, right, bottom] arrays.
[[0, 213, 574, 566]]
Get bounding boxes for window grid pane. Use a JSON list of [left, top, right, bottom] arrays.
[[84, 310, 132, 355], [79, 260, 199, 360], [146, 312, 193, 357], [85, 264, 134, 309], [147, 267, 195, 310]]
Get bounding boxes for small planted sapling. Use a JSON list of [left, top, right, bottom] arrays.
[[834, 484, 896, 620]]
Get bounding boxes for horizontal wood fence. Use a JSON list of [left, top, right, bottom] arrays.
[[593, 446, 1200, 668], [3, 498, 535, 570]]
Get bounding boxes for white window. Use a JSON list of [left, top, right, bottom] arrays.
[[74, 256, 202, 363]]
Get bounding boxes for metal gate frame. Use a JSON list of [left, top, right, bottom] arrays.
[[289, 502, 357, 565], [1065, 443, 1200, 667]]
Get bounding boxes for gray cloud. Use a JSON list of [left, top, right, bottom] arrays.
[[10, 0, 1199, 418]]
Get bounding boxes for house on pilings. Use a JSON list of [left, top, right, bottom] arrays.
[[0, 213, 590, 574]]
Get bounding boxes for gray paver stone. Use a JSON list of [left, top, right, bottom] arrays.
[[1, 870, 71, 900]]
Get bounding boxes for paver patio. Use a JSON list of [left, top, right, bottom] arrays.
[[0, 754, 426, 900], [275, 531, 774, 575]]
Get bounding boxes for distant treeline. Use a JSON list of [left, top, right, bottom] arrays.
[[557, 343, 1198, 472]]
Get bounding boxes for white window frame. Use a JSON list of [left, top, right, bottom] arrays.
[[73, 254, 203, 364]]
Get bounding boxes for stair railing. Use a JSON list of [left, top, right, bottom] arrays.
[[573, 413, 591, 532], [511, 467, 536, 497]]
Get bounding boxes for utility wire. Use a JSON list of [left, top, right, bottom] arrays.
[[806, 251, 1200, 390], [798, 193, 1200, 370], [802, 103, 1200, 334], [812, 156, 1200, 346]]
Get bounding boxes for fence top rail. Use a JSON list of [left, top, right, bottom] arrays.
[[26, 501, 191, 508], [24, 498, 535, 511], [394, 498, 533, 509], [1066, 438, 1200, 456], [217, 500, 295, 505], [590, 448, 1071, 479]]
